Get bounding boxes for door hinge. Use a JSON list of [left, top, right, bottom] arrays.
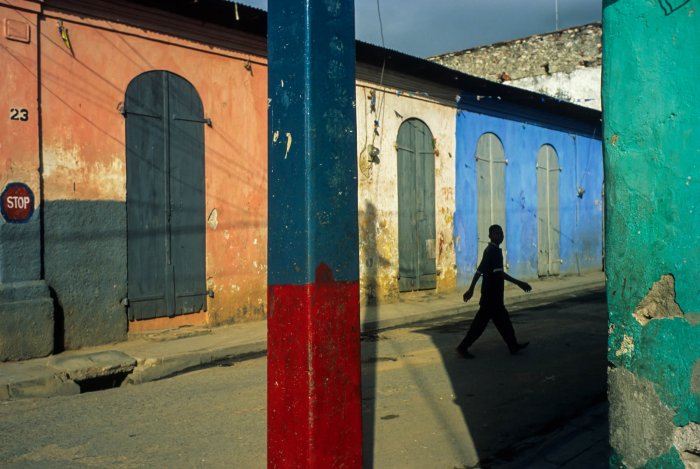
[[173, 115, 213, 127]]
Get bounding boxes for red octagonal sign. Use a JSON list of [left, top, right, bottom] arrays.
[[1, 182, 35, 223]]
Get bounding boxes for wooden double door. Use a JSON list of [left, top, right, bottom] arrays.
[[124, 71, 207, 320]]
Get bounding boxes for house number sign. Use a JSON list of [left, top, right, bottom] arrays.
[[9, 108, 29, 121]]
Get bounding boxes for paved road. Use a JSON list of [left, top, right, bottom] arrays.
[[0, 291, 607, 468]]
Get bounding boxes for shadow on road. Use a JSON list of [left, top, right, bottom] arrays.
[[358, 201, 390, 469], [411, 290, 609, 467]]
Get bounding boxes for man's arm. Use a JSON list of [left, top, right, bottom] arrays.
[[463, 272, 482, 302], [503, 272, 532, 292]]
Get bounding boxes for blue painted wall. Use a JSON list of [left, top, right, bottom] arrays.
[[455, 108, 603, 287]]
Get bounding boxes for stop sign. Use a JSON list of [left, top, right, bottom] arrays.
[[1, 182, 35, 223]]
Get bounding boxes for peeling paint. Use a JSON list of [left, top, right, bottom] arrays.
[[43, 145, 125, 200], [673, 422, 700, 468], [284, 132, 292, 158], [207, 208, 218, 229], [609, 367, 675, 468], [615, 334, 635, 357], [633, 274, 684, 325]]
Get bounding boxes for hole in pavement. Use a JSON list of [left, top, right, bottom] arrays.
[[75, 372, 130, 393]]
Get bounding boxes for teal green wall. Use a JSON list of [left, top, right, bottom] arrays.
[[604, 1, 700, 467]]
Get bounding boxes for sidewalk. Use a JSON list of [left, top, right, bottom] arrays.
[[0, 271, 604, 401]]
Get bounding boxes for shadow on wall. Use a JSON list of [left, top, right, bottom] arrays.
[[411, 291, 609, 466], [43, 198, 265, 350], [43, 200, 128, 350], [360, 202, 391, 306]]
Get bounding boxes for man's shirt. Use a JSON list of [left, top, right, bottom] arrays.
[[477, 242, 505, 306]]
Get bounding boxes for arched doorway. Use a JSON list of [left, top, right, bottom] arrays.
[[536, 144, 561, 276], [476, 133, 506, 263], [397, 119, 436, 292], [124, 71, 207, 319]]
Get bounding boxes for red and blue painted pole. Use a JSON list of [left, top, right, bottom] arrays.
[[267, 1, 362, 467]]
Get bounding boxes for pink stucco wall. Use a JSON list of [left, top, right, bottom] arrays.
[[38, 6, 268, 329]]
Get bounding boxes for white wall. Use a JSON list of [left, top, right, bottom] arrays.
[[355, 82, 457, 304], [509, 67, 602, 111]]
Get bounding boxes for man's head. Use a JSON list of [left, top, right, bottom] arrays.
[[489, 224, 504, 245]]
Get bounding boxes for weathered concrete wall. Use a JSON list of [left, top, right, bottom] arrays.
[[510, 67, 602, 111], [429, 23, 602, 110], [356, 83, 456, 305], [0, 0, 55, 360], [455, 110, 603, 285], [43, 201, 127, 348], [429, 23, 601, 82], [37, 5, 268, 345], [0, 1, 42, 282], [603, 1, 700, 467]]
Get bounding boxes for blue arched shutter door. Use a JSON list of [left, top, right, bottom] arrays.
[[125, 71, 206, 320], [537, 144, 560, 276], [476, 133, 506, 265]]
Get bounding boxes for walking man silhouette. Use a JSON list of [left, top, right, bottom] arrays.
[[457, 224, 531, 358]]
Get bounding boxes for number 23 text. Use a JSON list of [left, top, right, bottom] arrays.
[[10, 108, 29, 121]]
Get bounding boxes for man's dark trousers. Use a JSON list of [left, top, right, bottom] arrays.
[[458, 302, 518, 352]]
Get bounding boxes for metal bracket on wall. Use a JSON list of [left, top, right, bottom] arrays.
[[476, 156, 508, 164], [173, 115, 213, 127], [118, 105, 212, 128], [536, 165, 562, 172], [119, 109, 161, 119], [121, 297, 133, 321]]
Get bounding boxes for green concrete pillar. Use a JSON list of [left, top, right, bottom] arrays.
[[603, 1, 700, 467]]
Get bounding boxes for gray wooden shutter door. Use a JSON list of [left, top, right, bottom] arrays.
[[169, 74, 207, 314], [397, 119, 436, 292], [476, 133, 506, 265], [537, 145, 560, 276], [548, 147, 560, 275], [492, 137, 506, 253], [416, 121, 436, 289], [398, 121, 417, 291], [126, 72, 168, 319], [125, 71, 206, 319]]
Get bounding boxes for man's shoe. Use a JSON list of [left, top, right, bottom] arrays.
[[510, 342, 530, 355], [456, 347, 475, 359]]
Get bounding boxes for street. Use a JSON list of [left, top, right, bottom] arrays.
[[0, 290, 607, 468]]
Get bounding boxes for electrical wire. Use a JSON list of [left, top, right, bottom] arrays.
[[370, 0, 388, 151]]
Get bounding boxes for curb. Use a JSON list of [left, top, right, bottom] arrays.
[[126, 342, 268, 385], [363, 278, 605, 333]]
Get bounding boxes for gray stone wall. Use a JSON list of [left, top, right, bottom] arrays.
[[428, 23, 601, 83]]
